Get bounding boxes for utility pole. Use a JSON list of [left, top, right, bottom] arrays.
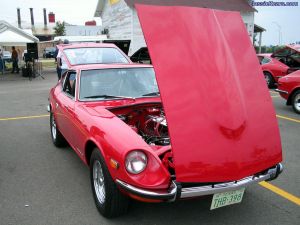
[[272, 21, 282, 45]]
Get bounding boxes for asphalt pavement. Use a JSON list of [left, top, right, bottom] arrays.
[[0, 69, 299, 225]]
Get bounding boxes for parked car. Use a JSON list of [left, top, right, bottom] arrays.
[[2, 51, 12, 62], [48, 7, 283, 218], [257, 54, 289, 88], [43, 47, 56, 58], [258, 45, 300, 88], [130, 47, 151, 64], [276, 70, 300, 114]]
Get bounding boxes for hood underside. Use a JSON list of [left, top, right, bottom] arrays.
[[136, 5, 282, 182]]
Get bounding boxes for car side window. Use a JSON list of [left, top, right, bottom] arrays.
[[63, 72, 77, 98]]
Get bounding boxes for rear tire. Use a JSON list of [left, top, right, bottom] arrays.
[[291, 90, 300, 114], [50, 111, 67, 147], [90, 149, 129, 218], [263, 72, 275, 88]]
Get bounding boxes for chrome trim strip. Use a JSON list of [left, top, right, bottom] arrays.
[[275, 89, 288, 94], [181, 174, 267, 198], [47, 105, 50, 112]]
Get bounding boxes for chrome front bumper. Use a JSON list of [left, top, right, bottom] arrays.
[[275, 89, 288, 94], [116, 163, 283, 202]]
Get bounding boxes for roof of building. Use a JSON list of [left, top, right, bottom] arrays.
[[0, 20, 39, 46], [254, 24, 266, 33], [95, 0, 256, 17]]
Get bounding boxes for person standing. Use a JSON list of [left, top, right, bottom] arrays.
[[11, 46, 19, 73], [56, 39, 69, 80]]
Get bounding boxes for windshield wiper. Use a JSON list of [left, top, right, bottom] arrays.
[[83, 95, 135, 100], [142, 91, 160, 97]]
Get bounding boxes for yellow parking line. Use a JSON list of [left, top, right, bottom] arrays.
[[259, 181, 300, 206], [276, 115, 300, 123], [0, 114, 49, 121]]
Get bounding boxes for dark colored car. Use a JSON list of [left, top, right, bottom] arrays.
[[43, 47, 56, 58], [130, 47, 151, 64]]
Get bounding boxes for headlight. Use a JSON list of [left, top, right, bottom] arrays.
[[125, 151, 147, 174]]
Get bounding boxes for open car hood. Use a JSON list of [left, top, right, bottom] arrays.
[[271, 45, 300, 59], [136, 5, 282, 182]]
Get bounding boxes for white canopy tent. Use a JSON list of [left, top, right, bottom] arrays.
[[0, 20, 39, 46], [0, 20, 39, 74]]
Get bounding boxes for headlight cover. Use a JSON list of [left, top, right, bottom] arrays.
[[125, 151, 148, 174]]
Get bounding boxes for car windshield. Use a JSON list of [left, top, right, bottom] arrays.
[[261, 57, 271, 64], [63, 47, 129, 65], [79, 67, 159, 100]]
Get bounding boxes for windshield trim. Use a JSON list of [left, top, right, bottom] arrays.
[[77, 67, 158, 102]]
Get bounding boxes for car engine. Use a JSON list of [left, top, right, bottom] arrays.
[[110, 104, 170, 146]]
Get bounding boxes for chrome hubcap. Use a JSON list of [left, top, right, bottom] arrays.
[[51, 114, 57, 140], [294, 94, 300, 111], [93, 160, 105, 204], [264, 74, 270, 85]]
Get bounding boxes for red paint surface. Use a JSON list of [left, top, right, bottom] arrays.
[[278, 70, 300, 100], [136, 5, 282, 182]]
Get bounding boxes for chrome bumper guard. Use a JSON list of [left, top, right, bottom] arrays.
[[116, 163, 283, 202], [275, 89, 288, 94]]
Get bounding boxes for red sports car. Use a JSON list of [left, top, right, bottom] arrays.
[[276, 70, 300, 114], [258, 45, 300, 88], [257, 54, 289, 88], [48, 6, 283, 218]]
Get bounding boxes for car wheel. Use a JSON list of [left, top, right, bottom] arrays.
[[291, 90, 300, 114], [90, 149, 129, 218], [263, 72, 275, 88], [50, 111, 67, 147]]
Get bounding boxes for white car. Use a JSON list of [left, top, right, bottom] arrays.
[[2, 51, 12, 62]]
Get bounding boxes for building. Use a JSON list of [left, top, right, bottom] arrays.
[[65, 25, 103, 36], [94, 0, 256, 55]]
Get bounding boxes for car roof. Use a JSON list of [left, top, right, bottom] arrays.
[[58, 42, 119, 50], [70, 63, 153, 71], [257, 53, 272, 57]]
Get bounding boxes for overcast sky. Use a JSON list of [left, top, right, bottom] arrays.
[[254, 1, 300, 45], [0, 0, 299, 46]]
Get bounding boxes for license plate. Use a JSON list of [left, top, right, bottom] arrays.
[[210, 188, 245, 210]]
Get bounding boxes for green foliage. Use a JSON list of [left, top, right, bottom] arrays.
[[54, 21, 66, 36], [255, 45, 286, 54]]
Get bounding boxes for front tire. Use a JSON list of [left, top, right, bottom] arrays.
[[263, 72, 275, 88], [90, 149, 129, 218], [50, 111, 67, 147], [291, 90, 300, 114]]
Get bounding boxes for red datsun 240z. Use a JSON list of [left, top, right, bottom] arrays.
[[48, 5, 283, 218]]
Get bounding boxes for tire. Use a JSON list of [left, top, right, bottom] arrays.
[[90, 149, 129, 218], [291, 90, 300, 114], [263, 72, 275, 88], [50, 111, 67, 147]]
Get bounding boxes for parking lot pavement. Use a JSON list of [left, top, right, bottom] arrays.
[[0, 72, 299, 225]]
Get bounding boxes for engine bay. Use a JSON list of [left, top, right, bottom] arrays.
[[109, 103, 170, 146]]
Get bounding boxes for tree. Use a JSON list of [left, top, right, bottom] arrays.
[[54, 21, 66, 36]]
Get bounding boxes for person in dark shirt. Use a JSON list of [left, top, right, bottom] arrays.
[[11, 46, 19, 73]]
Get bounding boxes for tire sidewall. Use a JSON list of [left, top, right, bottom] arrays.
[[264, 72, 274, 88]]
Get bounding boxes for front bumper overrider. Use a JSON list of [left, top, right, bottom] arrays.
[[116, 163, 283, 202]]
